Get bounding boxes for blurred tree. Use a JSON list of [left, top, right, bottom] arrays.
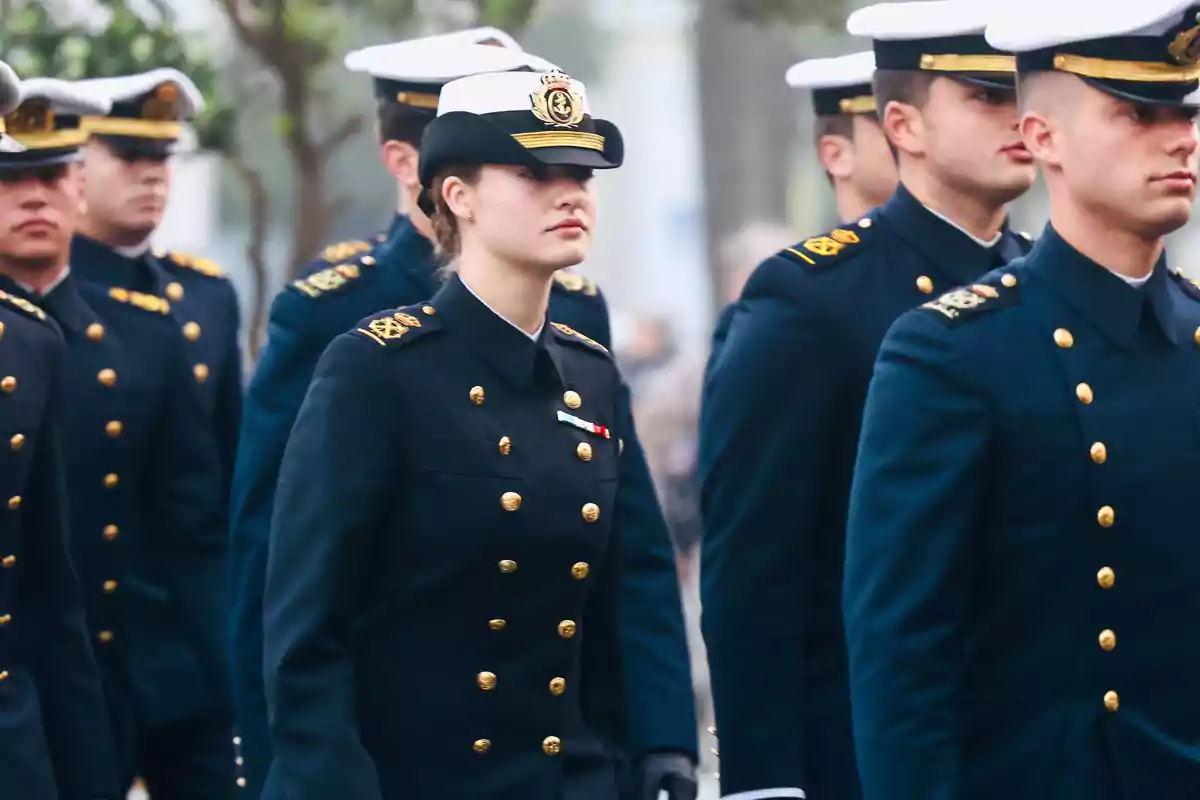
[[696, 0, 850, 318]]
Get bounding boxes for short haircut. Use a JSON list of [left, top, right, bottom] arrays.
[[376, 101, 436, 147], [871, 69, 934, 116], [813, 114, 856, 143]]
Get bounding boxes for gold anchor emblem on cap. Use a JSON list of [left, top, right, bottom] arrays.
[[1168, 17, 1200, 65], [531, 71, 585, 129]]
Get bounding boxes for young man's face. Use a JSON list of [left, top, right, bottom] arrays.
[[916, 77, 1038, 207], [81, 139, 171, 239], [0, 161, 84, 267]]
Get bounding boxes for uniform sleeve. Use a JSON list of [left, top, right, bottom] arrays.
[[215, 280, 244, 501], [228, 293, 315, 797], [697, 264, 843, 798], [843, 311, 988, 800], [612, 379, 697, 760], [145, 331, 230, 706], [24, 339, 121, 799], [263, 333, 399, 800]]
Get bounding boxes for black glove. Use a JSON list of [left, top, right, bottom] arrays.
[[639, 751, 698, 800]]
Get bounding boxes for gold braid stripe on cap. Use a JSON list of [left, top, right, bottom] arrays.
[[511, 130, 606, 151], [919, 54, 1016, 73], [1052, 53, 1200, 82], [396, 91, 439, 109], [9, 129, 88, 149], [82, 117, 183, 139], [838, 95, 877, 114]]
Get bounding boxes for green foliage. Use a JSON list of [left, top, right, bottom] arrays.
[[0, 0, 234, 152], [474, 0, 539, 30]]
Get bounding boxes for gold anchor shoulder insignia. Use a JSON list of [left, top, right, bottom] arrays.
[[531, 71, 586, 128], [318, 239, 373, 264], [920, 279, 1018, 325], [160, 249, 226, 279], [780, 221, 874, 270], [354, 307, 436, 348], [107, 286, 171, 315], [0, 289, 48, 322], [291, 262, 366, 298], [551, 322, 610, 355], [552, 270, 599, 296]]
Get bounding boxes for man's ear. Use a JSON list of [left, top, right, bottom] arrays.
[[1020, 110, 1061, 169], [881, 99, 926, 158], [381, 139, 420, 190], [817, 134, 856, 181]]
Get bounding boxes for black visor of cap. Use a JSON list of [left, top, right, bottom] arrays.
[[812, 83, 876, 117], [1016, 8, 1200, 107], [94, 133, 175, 160], [0, 146, 80, 171], [874, 33, 1016, 91]]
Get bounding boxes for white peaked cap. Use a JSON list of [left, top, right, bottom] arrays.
[[344, 37, 558, 77], [437, 70, 591, 116], [75, 67, 204, 117], [0, 61, 20, 116], [848, 0, 992, 40], [986, 0, 1200, 52], [786, 51, 876, 88], [18, 78, 112, 117]]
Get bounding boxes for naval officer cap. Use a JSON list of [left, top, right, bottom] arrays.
[[987, 0, 1200, 106], [75, 68, 203, 159], [344, 29, 558, 113], [786, 51, 879, 116], [1, 77, 112, 171], [417, 70, 623, 201], [848, 0, 1016, 90]]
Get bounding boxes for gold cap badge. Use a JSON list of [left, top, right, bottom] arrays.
[[531, 71, 585, 129], [1169, 22, 1200, 66]]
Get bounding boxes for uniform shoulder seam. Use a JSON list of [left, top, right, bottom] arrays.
[[352, 305, 439, 348], [104, 286, 172, 315], [778, 219, 876, 271], [0, 289, 52, 325]]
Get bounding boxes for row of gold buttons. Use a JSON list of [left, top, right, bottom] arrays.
[[1056, 325, 1125, 713]]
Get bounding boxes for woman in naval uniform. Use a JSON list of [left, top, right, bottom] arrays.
[[263, 68, 628, 800]]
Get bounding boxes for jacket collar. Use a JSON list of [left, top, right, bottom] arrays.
[[70, 234, 160, 294], [878, 183, 1025, 285], [430, 274, 567, 389], [1030, 224, 1178, 348], [0, 272, 95, 337]]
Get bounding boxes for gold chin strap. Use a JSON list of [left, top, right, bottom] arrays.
[[838, 95, 877, 114], [81, 117, 182, 139], [1052, 53, 1200, 82], [511, 130, 606, 152], [919, 53, 1016, 73]]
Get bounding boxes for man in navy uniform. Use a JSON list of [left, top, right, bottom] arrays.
[[0, 65, 122, 800], [230, 37, 698, 800], [786, 50, 898, 224], [3, 78, 235, 798], [844, 2, 1200, 798], [74, 68, 243, 500], [698, 2, 1037, 798]]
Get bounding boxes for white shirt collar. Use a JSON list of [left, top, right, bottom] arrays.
[[458, 275, 545, 341], [17, 265, 71, 297], [921, 202, 1004, 248], [1114, 271, 1152, 288], [114, 240, 152, 259]]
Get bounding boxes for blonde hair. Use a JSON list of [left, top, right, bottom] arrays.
[[429, 164, 483, 262]]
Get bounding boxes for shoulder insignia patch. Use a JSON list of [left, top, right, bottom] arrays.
[[0, 288, 49, 323], [290, 259, 372, 299], [159, 250, 225, 279], [780, 222, 873, 269], [353, 306, 437, 348], [318, 239, 373, 264], [551, 322, 610, 355], [1170, 270, 1200, 302], [107, 286, 171, 315], [919, 280, 1018, 325], [552, 270, 599, 296]]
